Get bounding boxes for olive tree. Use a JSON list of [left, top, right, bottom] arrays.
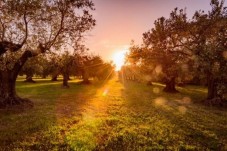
[[132, 8, 191, 92], [189, 0, 227, 104], [0, 0, 95, 107]]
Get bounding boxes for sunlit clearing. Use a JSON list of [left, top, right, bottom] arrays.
[[112, 51, 126, 71]]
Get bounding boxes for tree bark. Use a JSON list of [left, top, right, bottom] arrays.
[[62, 73, 69, 88], [163, 77, 178, 93], [0, 71, 32, 108], [51, 71, 59, 81], [0, 49, 41, 108], [24, 74, 35, 83], [51, 75, 58, 81], [205, 74, 223, 106], [62, 66, 69, 88], [207, 75, 218, 100]]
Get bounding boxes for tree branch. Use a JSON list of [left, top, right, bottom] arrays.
[[12, 44, 46, 77], [0, 41, 22, 55], [0, 18, 5, 41], [21, 10, 28, 46], [46, 3, 66, 49]]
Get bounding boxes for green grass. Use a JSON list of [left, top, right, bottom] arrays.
[[0, 77, 227, 150]]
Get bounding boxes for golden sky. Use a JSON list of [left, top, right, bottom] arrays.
[[86, 0, 226, 61]]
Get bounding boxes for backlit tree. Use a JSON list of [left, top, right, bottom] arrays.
[[0, 0, 95, 107]]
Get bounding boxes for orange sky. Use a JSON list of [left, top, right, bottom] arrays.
[[85, 0, 226, 61]]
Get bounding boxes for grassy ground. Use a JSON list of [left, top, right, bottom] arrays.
[[0, 77, 227, 150]]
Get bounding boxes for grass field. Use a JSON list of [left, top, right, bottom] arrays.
[[0, 77, 227, 150]]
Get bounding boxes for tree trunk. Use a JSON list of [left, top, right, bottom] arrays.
[[205, 74, 223, 106], [42, 74, 47, 79], [0, 71, 32, 108], [51, 75, 58, 81], [82, 69, 90, 84], [62, 65, 70, 89], [0, 44, 45, 108], [207, 75, 218, 100], [51, 71, 59, 81], [0, 51, 36, 108], [67, 74, 71, 80], [24, 74, 35, 83], [163, 77, 178, 93], [62, 73, 69, 88]]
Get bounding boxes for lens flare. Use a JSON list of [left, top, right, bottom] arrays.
[[154, 97, 167, 106], [178, 106, 187, 114], [102, 89, 109, 96]]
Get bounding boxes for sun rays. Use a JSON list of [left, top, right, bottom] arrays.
[[112, 50, 127, 71]]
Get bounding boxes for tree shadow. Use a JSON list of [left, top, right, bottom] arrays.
[[0, 79, 105, 150], [119, 80, 227, 150]]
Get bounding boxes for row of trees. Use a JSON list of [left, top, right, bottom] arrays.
[[124, 0, 227, 105], [0, 0, 96, 107], [20, 51, 115, 87]]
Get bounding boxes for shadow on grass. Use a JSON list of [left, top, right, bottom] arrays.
[[0, 78, 105, 150], [115, 80, 227, 150]]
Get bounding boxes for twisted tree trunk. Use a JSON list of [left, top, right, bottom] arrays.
[[0, 59, 32, 107], [0, 44, 45, 108], [0, 71, 19, 106]]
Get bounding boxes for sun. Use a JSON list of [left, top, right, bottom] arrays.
[[112, 50, 126, 71]]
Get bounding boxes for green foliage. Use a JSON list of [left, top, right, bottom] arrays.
[[0, 0, 96, 70], [20, 56, 43, 78], [189, 0, 227, 100], [141, 8, 190, 80], [126, 8, 191, 93]]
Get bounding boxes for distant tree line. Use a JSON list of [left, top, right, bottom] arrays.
[[20, 51, 115, 87]]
